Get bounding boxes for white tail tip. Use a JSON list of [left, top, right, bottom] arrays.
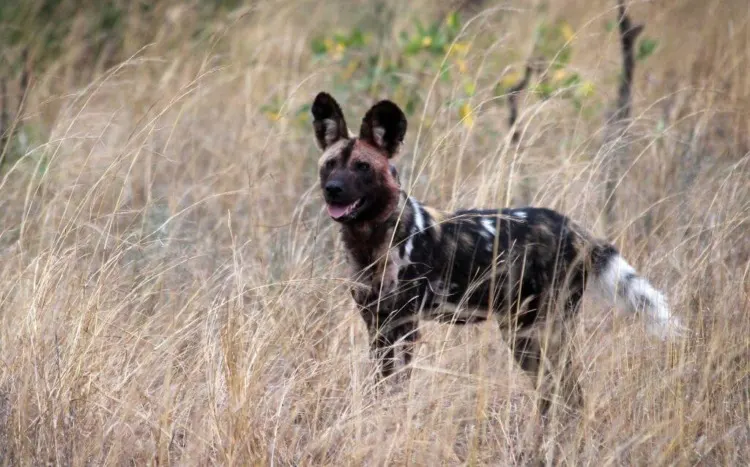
[[594, 253, 686, 340]]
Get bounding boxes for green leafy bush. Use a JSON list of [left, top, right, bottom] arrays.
[[267, 11, 652, 130]]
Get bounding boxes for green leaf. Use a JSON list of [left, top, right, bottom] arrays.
[[439, 63, 451, 82], [414, 19, 426, 37], [446, 11, 461, 33], [310, 37, 327, 55], [532, 20, 574, 69], [464, 82, 476, 97], [404, 38, 423, 55], [349, 28, 365, 47], [637, 37, 658, 61], [551, 49, 572, 69], [405, 97, 417, 116], [431, 35, 447, 54], [427, 20, 440, 37], [562, 72, 581, 88], [534, 82, 556, 100]]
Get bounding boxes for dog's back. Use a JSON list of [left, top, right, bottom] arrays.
[[391, 202, 598, 326]]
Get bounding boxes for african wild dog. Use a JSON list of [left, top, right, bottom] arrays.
[[311, 91, 683, 413]]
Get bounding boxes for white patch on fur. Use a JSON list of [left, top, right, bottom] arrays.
[[373, 127, 386, 148], [412, 198, 425, 231], [481, 218, 496, 239], [392, 247, 411, 269], [513, 210, 527, 219], [404, 197, 424, 260], [404, 241, 414, 259], [594, 254, 684, 339], [596, 255, 636, 300], [317, 139, 349, 167]]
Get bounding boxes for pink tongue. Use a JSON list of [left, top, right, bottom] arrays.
[[327, 203, 351, 219]]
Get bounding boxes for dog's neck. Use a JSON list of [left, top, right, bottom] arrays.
[[339, 190, 410, 268]]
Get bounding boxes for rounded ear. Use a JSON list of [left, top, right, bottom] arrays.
[[359, 100, 407, 158], [311, 92, 349, 150]]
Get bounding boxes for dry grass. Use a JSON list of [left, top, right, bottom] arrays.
[[0, 0, 749, 465]]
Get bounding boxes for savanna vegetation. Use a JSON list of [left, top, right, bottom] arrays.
[[0, 0, 748, 464]]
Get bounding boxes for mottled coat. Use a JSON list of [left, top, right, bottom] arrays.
[[311, 92, 682, 413]]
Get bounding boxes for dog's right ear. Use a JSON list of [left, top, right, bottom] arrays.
[[311, 92, 349, 150], [358, 100, 407, 158]]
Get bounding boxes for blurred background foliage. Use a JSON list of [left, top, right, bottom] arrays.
[[0, 0, 244, 76], [0, 0, 246, 169], [1, 0, 662, 172]]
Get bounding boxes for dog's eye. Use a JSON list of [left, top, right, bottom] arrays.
[[325, 159, 336, 170], [354, 161, 370, 172]]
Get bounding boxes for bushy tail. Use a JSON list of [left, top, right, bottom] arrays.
[[591, 245, 685, 339]]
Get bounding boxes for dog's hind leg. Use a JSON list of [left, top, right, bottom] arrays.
[[504, 319, 582, 417]]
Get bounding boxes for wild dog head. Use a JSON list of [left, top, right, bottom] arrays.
[[311, 92, 406, 224]]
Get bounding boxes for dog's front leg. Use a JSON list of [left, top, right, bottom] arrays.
[[359, 303, 419, 380], [359, 306, 396, 378]]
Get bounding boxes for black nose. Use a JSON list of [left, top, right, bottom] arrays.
[[324, 180, 344, 200]]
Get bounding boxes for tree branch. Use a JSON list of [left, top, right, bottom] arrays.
[[613, 0, 643, 122], [603, 0, 643, 230], [507, 63, 533, 144]]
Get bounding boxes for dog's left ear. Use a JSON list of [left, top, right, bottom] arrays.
[[359, 100, 407, 158], [311, 92, 349, 150]]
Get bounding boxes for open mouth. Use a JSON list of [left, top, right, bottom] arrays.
[[327, 198, 363, 220]]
